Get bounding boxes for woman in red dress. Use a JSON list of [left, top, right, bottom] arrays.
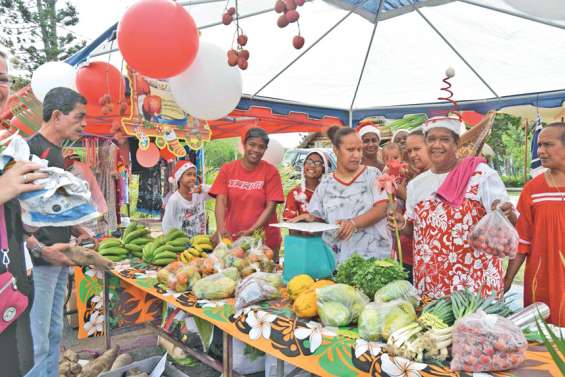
[[506, 123, 565, 326]]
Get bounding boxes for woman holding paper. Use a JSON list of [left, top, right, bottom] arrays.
[[291, 126, 391, 263]]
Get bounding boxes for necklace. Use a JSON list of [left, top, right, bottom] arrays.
[[547, 171, 565, 201]]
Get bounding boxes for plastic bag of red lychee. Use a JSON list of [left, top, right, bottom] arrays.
[[469, 208, 519, 258], [451, 311, 527, 372]]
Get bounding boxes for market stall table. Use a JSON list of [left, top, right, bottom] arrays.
[[103, 263, 561, 377]]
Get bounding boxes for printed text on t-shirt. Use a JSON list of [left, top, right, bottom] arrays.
[[228, 179, 264, 191]]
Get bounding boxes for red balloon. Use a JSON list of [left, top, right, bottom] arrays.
[[160, 147, 176, 161], [117, 0, 199, 79], [76, 62, 125, 104]]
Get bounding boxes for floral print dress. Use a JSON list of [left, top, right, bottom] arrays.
[[406, 163, 509, 300]]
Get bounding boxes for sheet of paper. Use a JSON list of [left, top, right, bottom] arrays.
[[270, 222, 340, 233], [150, 353, 167, 377]]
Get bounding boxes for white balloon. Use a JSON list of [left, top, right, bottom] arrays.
[[502, 0, 565, 20], [262, 139, 285, 166], [170, 42, 242, 120], [31, 61, 77, 102]]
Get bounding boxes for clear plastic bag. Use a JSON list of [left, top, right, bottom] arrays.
[[469, 208, 519, 259], [451, 311, 527, 372], [358, 299, 416, 341], [316, 284, 369, 327], [235, 272, 282, 311], [192, 272, 237, 300], [373, 280, 420, 307]]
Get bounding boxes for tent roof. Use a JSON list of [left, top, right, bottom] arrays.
[[68, 0, 565, 123]]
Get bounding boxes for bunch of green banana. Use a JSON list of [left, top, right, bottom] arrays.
[[121, 222, 152, 259], [97, 237, 128, 262], [143, 229, 190, 266]]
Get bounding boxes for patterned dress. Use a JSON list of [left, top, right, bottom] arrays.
[[406, 163, 508, 300], [308, 166, 391, 263]]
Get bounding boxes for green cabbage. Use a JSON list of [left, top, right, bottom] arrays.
[[316, 284, 370, 327], [317, 302, 351, 327], [358, 299, 417, 341], [374, 280, 420, 307]]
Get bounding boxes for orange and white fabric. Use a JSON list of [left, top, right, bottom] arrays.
[[406, 163, 508, 300], [516, 174, 565, 326]]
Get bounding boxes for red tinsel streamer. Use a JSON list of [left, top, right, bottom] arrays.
[[438, 76, 462, 121]]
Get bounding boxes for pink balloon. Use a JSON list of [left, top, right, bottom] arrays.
[[136, 143, 160, 168]]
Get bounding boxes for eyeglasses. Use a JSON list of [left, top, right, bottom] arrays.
[[304, 160, 324, 168]]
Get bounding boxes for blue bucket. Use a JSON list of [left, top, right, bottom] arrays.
[[282, 235, 336, 283]]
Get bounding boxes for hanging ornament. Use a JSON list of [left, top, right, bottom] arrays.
[[164, 127, 187, 157], [136, 127, 150, 150], [155, 136, 167, 149]]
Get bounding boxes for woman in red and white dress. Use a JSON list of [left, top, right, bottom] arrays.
[[390, 116, 515, 300]]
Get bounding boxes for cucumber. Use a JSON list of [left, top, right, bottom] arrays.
[[100, 247, 128, 256], [123, 229, 149, 244]]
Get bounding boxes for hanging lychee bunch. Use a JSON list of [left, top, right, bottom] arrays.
[[274, 0, 306, 49], [222, 3, 250, 70], [99, 94, 114, 115]]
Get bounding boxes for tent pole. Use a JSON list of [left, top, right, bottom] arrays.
[[524, 119, 528, 185], [178, 0, 225, 5], [460, 0, 565, 31], [415, 8, 499, 99], [252, 0, 371, 98], [349, 0, 385, 111]]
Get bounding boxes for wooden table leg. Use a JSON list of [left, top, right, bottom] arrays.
[[104, 271, 111, 350], [223, 331, 233, 377]]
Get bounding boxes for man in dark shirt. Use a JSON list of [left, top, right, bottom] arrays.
[[25, 87, 95, 377]]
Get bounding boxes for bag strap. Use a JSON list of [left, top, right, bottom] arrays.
[[0, 204, 10, 269]]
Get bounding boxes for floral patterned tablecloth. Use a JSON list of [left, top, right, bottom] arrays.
[[106, 265, 560, 377]]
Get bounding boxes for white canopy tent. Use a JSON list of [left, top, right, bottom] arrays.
[[72, 0, 565, 123]]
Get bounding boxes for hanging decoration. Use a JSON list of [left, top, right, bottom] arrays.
[[121, 66, 211, 151], [136, 142, 160, 168], [117, 0, 200, 79], [222, 2, 250, 70], [76, 62, 125, 107], [274, 0, 306, 49]]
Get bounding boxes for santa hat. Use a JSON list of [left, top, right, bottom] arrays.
[[357, 124, 381, 140], [169, 160, 196, 186]]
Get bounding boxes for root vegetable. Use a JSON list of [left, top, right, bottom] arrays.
[[66, 246, 113, 270], [60, 361, 72, 375], [78, 346, 119, 377], [70, 363, 82, 375], [63, 349, 79, 363], [110, 353, 133, 370]]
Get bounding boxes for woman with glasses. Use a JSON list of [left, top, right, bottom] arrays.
[[290, 126, 391, 262], [283, 149, 329, 223]]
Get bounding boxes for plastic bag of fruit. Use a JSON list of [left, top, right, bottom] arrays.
[[468, 207, 518, 258], [451, 311, 527, 372], [235, 272, 282, 311]]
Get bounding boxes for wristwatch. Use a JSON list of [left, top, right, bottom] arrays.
[[29, 243, 44, 259]]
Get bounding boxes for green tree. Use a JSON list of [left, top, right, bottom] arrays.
[[0, 0, 85, 76], [486, 113, 530, 184], [204, 138, 240, 171]]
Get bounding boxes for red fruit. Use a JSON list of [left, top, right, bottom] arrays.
[[239, 49, 250, 60], [222, 13, 233, 25], [237, 57, 248, 70], [295, 0, 305, 5], [483, 346, 495, 356], [286, 9, 299, 22], [285, 0, 297, 10], [274, 0, 286, 13], [237, 34, 248, 46], [277, 14, 289, 28], [479, 355, 491, 366], [227, 52, 238, 67], [292, 35, 304, 49], [227, 6, 236, 15]]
